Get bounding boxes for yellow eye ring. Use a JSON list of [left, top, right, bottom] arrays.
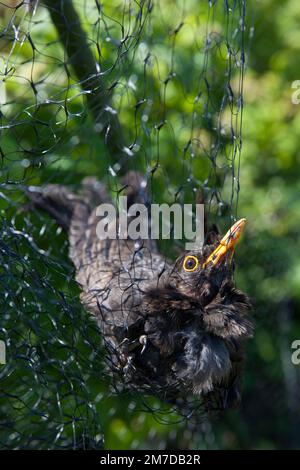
[[183, 255, 199, 272]]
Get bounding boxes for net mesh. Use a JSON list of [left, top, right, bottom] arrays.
[[0, 0, 251, 449]]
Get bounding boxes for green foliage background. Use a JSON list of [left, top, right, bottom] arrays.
[[0, 0, 300, 449]]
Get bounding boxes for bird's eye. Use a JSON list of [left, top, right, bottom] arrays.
[[183, 255, 199, 272]]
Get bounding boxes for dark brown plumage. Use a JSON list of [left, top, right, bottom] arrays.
[[27, 172, 252, 410]]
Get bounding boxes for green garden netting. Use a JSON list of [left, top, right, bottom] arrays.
[[1, 0, 299, 451]]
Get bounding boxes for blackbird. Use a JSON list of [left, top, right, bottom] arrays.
[[27, 172, 252, 409]]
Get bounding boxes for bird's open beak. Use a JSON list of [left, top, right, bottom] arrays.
[[202, 218, 247, 268]]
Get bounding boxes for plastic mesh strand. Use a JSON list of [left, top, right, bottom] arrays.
[[0, 0, 246, 449]]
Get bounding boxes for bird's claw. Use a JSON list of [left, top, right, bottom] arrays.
[[119, 335, 148, 355], [139, 335, 147, 354], [118, 335, 147, 377]]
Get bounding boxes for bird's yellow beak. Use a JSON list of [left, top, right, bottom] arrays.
[[202, 218, 247, 268]]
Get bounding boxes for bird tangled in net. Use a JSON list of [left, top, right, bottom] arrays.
[[27, 171, 253, 413]]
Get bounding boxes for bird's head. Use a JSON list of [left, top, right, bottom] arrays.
[[139, 218, 252, 402], [170, 218, 247, 306]]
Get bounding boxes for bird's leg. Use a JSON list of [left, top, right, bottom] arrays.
[[123, 355, 136, 376], [117, 335, 148, 376], [117, 338, 139, 376]]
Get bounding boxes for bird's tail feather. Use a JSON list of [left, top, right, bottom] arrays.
[[26, 172, 157, 253], [27, 177, 111, 230], [26, 184, 78, 231]]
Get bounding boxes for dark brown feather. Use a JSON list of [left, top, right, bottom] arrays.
[[26, 173, 252, 410]]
